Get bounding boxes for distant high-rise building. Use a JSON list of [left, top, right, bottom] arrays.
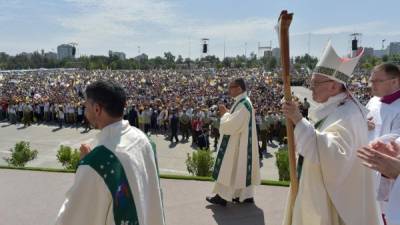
[[363, 47, 374, 57], [374, 49, 388, 58], [135, 53, 148, 61], [272, 48, 280, 60], [263, 50, 272, 58], [109, 50, 126, 60], [57, 44, 75, 60], [388, 42, 400, 55]]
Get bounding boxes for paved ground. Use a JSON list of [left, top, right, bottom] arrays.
[[0, 86, 314, 225], [0, 122, 282, 179], [0, 87, 313, 181], [0, 169, 288, 225]]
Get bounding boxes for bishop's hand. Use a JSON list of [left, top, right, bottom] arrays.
[[281, 100, 303, 125]]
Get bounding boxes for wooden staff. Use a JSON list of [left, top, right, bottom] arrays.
[[278, 10, 297, 223]]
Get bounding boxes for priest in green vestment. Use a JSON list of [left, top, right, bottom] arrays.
[[55, 80, 165, 225], [206, 78, 260, 206]]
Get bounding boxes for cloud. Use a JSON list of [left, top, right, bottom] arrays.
[[293, 21, 388, 36], [59, 0, 277, 57], [0, 0, 22, 21], [60, 0, 177, 48], [171, 17, 276, 41], [312, 21, 384, 35]]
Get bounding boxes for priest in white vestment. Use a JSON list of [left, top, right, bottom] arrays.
[[206, 78, 260, 206], [281, 42, 382, 225], [365, 62, 400, 224], [55, 80, 165, 225]]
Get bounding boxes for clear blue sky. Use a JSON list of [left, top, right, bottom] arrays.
[[0, 0, 399, 59]]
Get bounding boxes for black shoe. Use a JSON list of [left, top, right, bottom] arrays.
[[242, 198, 254, 203], [206, 194, 227, 206], [233, 197, 254, 204]]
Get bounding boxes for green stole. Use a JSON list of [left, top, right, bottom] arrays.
[[212, 97, 254, 187], [79, 146, 139, 225], [296, 118, 326, 180]]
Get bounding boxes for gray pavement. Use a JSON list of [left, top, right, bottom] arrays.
[[0, 123, 280, 180], [0, 86, 314, 181], [0, 169, 288, 225], [0, 86, 313, 225]]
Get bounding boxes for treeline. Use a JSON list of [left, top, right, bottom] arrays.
[[0, 51, 319, 71]]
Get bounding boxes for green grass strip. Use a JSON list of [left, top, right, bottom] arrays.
[[0, 165, 289, 187], [0, 165, 76, 173]]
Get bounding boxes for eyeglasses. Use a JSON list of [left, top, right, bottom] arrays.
[[310, 80, 334, 88], [368, 78, 397, 84]]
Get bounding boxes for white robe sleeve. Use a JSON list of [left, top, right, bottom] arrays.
[[219, 106, 249, 135], [140, 141, 166, 225], [294, 115, 358, 184], [55, 166, 112, 225], [387, 177, 400, 225], [294, 118, 319, 163]]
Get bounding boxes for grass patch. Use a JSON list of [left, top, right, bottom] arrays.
[[261, 179, 290, 187], [0, 165, 75, 173], [160, 174, 214, 181], [0, 165, 289, 187]]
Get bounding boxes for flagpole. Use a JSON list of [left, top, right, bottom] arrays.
[[278, 10, 297, 224]]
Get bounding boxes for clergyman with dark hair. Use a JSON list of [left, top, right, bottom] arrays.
[[55, 80, 165, 225], [206, 78, 260, 206]]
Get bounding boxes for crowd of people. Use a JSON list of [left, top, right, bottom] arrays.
[[2, 62, 399, 224], [0, 68, 371, 150]]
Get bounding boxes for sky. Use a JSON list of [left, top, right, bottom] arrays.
[[0, 0, 400, 59]]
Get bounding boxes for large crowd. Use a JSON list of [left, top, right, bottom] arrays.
[[0, 68, 372, 151]]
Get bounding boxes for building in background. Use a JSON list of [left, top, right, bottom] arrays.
[[363, 47, 374, 58], [373, 49, 388, 58], [57, 44, 76, 60], [108, 50, 126, 60], [272, 48, 280, 60], [388, 42, 400, 55]]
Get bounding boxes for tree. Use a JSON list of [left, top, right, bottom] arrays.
[[262, 56, 277, 71], [31, 51, 44, 68], [294, 54, 318, 70], [389, 54, 400, 63], [233, 55, 246, 68], [0, 52, 10, 69], [164, 52, 176, 69], [200, 55, 220, 68], [222, 57, 233, 68], [360, 55, 381, 71], [247, 52, 259, 68], [176, 55, 184, 64], [151, 56, 164, 69], [184, 57, 193, 68]]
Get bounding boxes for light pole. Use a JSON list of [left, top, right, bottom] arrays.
[[137, 46, 141, 70], [245, 42, 247, 58]]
